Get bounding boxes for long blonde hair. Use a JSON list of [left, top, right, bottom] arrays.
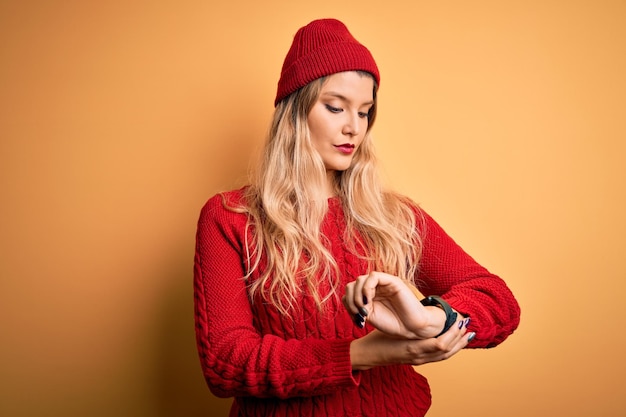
[[234, 73, 423, 315]]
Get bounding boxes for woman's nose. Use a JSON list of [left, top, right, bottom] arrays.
[[342, 112, 361, 136]]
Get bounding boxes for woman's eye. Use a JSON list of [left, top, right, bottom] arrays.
[[358, 112, 369, 118], [325, 104, 342, 113]]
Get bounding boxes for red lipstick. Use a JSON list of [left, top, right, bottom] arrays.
[[334, 144, 355, 154]]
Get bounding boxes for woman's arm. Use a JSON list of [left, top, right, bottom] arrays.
[[416, 209, 521, 348], [343, 271, 452, 339], [342, 208, 519, 351], [194, 194, 359, 400], [343, 271, 474, 369], [350, 323, 472, 370]]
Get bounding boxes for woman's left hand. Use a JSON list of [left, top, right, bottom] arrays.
[[342, 271, 451, 339]]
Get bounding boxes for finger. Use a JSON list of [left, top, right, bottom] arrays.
[[453, 316, 471, 341], [438, 337, 468, 360], [367, 272, 416, 305], [342, 282, 358, 314], [353, 273, 375, 315], [430, 315, 468, 348], [410, 335, 468, 365], [343, 284, 368, 328], [403, 280, 424, 300], [361, 271, 387, 306], [435, 324, 473, 358]]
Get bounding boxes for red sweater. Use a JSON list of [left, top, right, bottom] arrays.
[[194, 188, 520, 417]]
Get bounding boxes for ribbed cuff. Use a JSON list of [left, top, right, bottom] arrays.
[[329, 338, 361, 386]]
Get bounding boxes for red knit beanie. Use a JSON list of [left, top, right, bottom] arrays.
[[274, 18, 380, 106]]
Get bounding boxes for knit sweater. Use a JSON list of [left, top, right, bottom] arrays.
[[193, 188, 520, 417]]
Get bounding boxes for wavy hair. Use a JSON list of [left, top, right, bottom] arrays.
[[232, 72, 423, 315]]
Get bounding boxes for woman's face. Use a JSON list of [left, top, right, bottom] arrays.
[[307, 71, 374, 172]]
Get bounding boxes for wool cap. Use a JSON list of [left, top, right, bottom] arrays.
[[274, 18, 380, 106]]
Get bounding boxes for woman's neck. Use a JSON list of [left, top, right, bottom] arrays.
[[324, 170, 339, 199]]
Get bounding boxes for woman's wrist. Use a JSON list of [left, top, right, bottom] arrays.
[[420, 295, 459, 337], [350, 333, 381, 370], [350, 331, 399, 370], [350, 338, 372, 371], [422, 305, 448, 338]]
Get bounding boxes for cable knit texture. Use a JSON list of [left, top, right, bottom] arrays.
[[193, 188, 520, 417]]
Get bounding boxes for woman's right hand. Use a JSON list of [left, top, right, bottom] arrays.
[[350, 321, 473, 371], [343, 271, 448, 339]]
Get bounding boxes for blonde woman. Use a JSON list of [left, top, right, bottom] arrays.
[[193, 18, 520, 417]]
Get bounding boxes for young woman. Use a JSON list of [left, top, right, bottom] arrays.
[[194, 18, 520, 417]]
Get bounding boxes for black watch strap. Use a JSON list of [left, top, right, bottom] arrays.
[[420, 295, 458, 337]]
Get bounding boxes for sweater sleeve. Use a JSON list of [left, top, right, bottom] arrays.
[[193, 193, 359, 399], [416, 210, 521, 348]]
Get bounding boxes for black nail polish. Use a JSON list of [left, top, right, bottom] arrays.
[[363, 295, 368, 305], [458, 320, 464, 329], [464, 317, 471, 328], [358, 306, 368, 317], [467, 332, 476, 342], [353, 314, 365, 328]]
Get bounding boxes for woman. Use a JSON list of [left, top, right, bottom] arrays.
[[194, 18, 520, 417]]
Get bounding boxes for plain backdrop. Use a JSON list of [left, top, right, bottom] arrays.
[[1, 1, 625, 416]]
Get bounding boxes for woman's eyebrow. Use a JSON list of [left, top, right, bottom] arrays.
[[321, 91, 374, 106]]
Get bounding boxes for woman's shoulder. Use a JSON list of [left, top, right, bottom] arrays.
[[206, 186, 247, 206], [199, 186, 249, 223]]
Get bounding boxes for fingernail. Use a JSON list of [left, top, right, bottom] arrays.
[[354, 313, 365, 328], [358, 306, 368, 317], [363, 295, 368, 305], [467, 332, 476, 342], [458, 320, 464, 329], [464, 317, 471, 328]]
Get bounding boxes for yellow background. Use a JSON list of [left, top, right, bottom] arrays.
[[1, 1, 625, 416]]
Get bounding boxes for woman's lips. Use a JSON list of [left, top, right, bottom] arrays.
[[334, 144, 355, 154]]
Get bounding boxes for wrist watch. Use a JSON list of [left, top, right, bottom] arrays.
[[420, 295, 458, 337]]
